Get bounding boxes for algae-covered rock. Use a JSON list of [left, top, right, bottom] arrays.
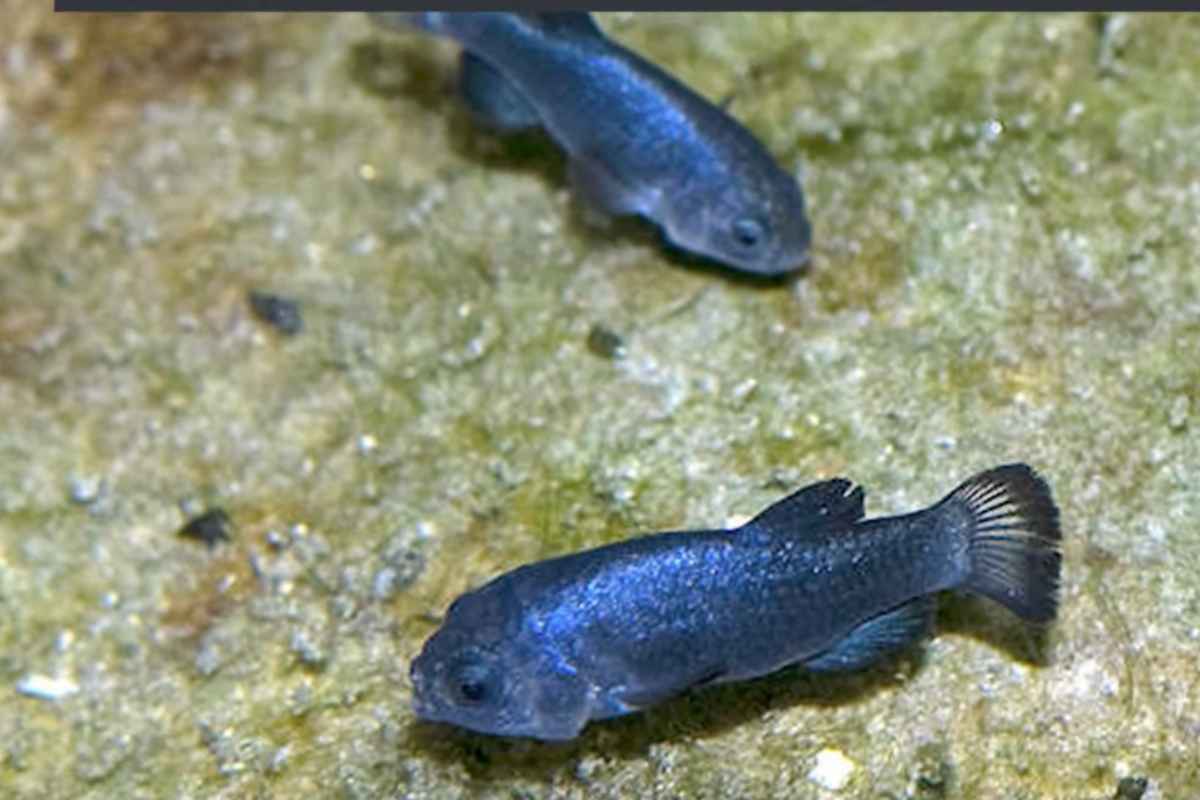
[[0, 11, 1197, 798]]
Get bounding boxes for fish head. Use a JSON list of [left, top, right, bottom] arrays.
[[410, 583, 591, 741], [661, 165, 811, 276]]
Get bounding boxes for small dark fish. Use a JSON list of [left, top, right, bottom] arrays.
[[410, 464, 1061, 740], [178, 508, 232, 548], [373, 12, 811, 276], [247, 290, 303, 336]]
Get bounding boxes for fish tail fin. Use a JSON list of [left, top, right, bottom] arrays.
[[525, 13, 603, 39], [372, 12, 601, 41], [369, 12, 455, 36], [938, 464, 1062, 624]]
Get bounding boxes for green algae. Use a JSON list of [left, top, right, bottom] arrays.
[[1, 10, 1199, 799]]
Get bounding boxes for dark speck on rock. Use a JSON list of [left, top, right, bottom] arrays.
[[1114, 776, 1148, 800], [178, 508, 232, 548], [912, 741, 954, 799], [248, 290, 303, 336], [586, 323, 626, 360]]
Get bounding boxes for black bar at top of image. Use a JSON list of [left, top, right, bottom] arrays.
[[53, 1, 1186, 12]]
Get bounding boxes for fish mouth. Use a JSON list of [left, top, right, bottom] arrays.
[[409, 660, 434, 720], [410, 683, 443, 724], [411, 695, 434, 721], [762, 240, 812, 277]]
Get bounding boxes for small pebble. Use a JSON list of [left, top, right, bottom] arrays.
[[376, 533, 427, 599], [268, 745, 291, 774], [808, 748, 855, 791], [372, 567, 399, 601], [194, 640, 224, 677], [68, 475, 103, 505], [290, 628, 328, 669], [178, 496, 205, 518], [730, 377, 758, 403], [1167, 395, 1189, 431]]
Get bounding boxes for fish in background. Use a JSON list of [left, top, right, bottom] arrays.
[[373, 12, 812, 276], [409, 463, 1063, 740]]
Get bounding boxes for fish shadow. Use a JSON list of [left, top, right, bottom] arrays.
[[347, 41, 578, 214], [404, 598, 1052, 783], [348, 40, 450, 110], [653, 234, 811, 287], [936, 594, 1057, 666], [352, 42, 806, 287], [406, 654, 914, 783]]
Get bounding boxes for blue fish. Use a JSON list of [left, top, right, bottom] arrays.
[[410, 464, 1062, 740], [373, 12, 812, 276]]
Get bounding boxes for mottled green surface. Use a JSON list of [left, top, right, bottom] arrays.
[[1, 10, 1197, 799]]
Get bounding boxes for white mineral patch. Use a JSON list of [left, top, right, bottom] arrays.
[[808, 748, 856, 791], [16, 674, 79, 701], [1072, 656, 1119, 699]]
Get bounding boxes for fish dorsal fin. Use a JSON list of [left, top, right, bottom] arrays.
[[525, 12, 603, 39], [745, 478, 865, 538]]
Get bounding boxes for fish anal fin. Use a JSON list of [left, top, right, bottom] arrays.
[[457, 52, 542, 132], [803, 595, 935, 673], [745, 478, 865, 539]]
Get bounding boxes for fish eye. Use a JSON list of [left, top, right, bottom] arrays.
[[458, 678, 487, 703], [731, 217, 766, 250], [449, 661, 496, 706]]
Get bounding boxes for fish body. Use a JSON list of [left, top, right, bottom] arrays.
[[374, 12, 811, 275], [410, 464, 1062, 740]]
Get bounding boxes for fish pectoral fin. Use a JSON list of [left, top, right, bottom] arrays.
[[743, 478, 865, 539], [567, 157, 656, 218], [802, 596, 936, 673], [457, 52, 542, 132], [607, 665, 726, 713], [689, 666, 728, 689], [596, 684, 673, 717]]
